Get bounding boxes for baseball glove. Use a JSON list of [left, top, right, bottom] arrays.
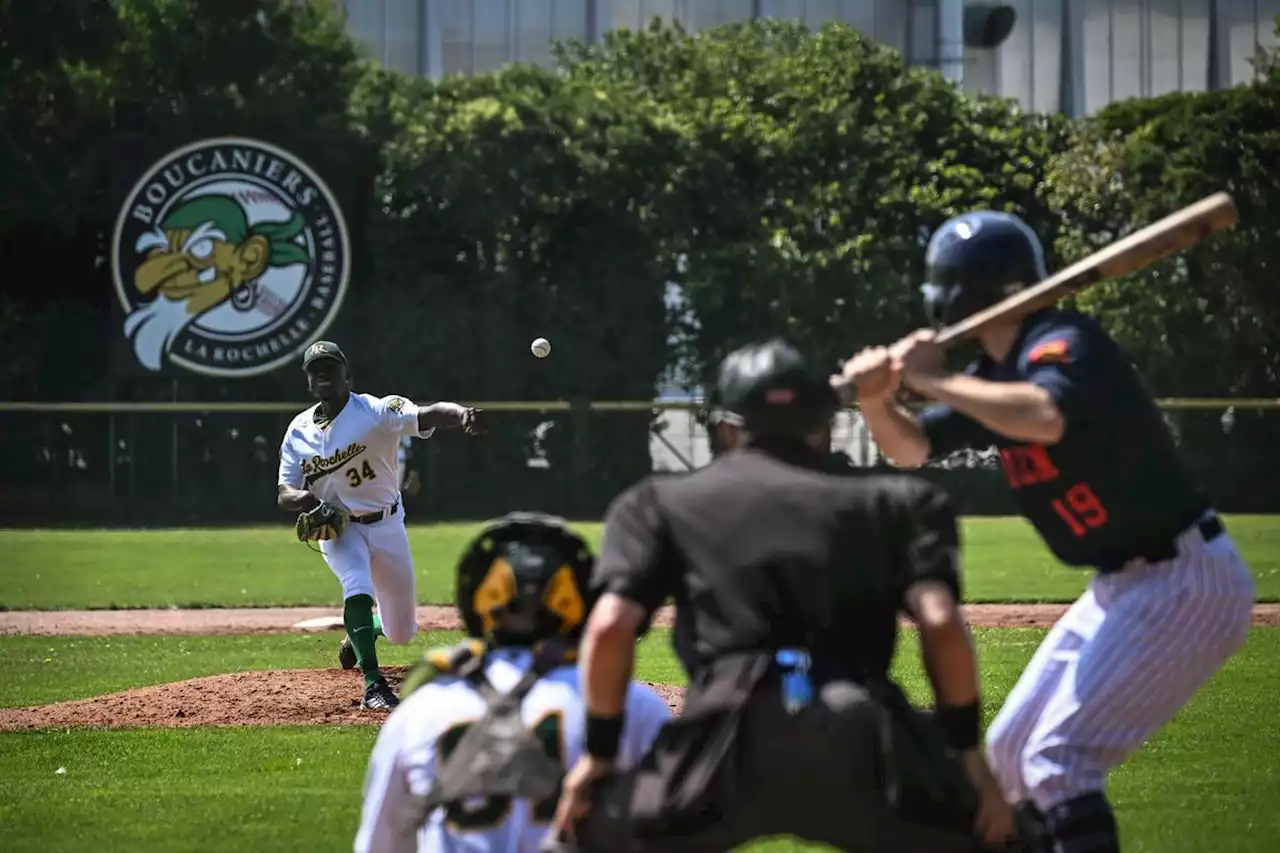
[[295, 502, 348, 542]]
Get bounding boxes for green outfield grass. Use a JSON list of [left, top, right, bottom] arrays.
[[0, 629, 1276, 853], [4, 514, 1280, 609]]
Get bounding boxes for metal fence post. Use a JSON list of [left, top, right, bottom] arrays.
[[127, 411, 137, 520], [108, 412, 117, 501], [170, 378, 179, 507], [570, 399, 591, 518]]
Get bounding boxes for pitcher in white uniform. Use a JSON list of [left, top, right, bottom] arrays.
[[277, 340, 487, 710], [355, 513, 672, 853]]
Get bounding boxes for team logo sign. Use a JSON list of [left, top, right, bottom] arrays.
[[112, 137, 351, 377]]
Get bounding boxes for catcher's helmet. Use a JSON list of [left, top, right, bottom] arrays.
[[921, 210, 1047, 327], [455, 512, 595, 646], [707, 338, 840, 438]]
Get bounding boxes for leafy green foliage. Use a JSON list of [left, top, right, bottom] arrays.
[[555, 19, 1071, 385], [347, 60, 687, 514], [4, 7, 1280, 519], [349, 62, 680, 403], [0, 0, 373, 402], [1045, 75, 1280, 397], [1042, 22, 1280, 507], [0, 0, 365, 233]]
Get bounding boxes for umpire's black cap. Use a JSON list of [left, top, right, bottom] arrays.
[[302, 340, 348, 370], [710, 339, 840, 437]]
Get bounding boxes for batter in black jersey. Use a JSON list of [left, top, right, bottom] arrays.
[[918, 305, 1210, 570], [842, 209, 1255, 853]]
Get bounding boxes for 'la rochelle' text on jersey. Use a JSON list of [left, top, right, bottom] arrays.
[[278, 392, 435, 515], [919, 308, 1209, 569]]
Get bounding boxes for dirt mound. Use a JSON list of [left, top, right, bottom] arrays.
[[3, 603, 1277, 637], [0, 667, 687, 732], [0, 667, 402, 731]]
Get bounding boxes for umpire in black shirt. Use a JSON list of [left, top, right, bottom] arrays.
[[549, 339, 1019, 852]]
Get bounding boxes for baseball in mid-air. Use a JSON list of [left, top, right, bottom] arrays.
[[531, 337, 552, 358]]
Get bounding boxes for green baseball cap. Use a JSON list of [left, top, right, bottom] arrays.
[[302, 340, 348, 370]]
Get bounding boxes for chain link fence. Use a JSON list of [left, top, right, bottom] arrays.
[[1, 399, 1276, 527]]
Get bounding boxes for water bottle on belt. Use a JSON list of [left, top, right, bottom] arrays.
[[775, 648, 814, 715]]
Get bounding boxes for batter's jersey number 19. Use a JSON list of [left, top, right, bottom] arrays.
[[1052, 482, 1109, 537], [434, 711, 565, 831]]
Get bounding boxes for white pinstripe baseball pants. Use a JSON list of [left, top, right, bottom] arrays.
[[984, 517, 1256, 811]]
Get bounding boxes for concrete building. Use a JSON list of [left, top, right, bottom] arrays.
[[335, 1, 1280, 116]]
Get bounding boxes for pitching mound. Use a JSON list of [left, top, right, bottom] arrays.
[[0, 668, 686, 732]]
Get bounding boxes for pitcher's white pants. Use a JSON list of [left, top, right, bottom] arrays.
[[319, 503, 419, 644], [984, 519, 1254, 811]]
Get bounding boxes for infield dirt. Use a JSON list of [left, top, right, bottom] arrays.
[[0, 666, 687, 732], [2, 604, 1276, 731], [5, 603, 1278, 636]]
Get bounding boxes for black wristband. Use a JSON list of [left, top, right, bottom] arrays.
[[936, 700, 981, 752], [585, 713, 624, 760]]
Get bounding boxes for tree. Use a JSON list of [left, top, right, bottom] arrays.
[[555, 19, 1071, 388], [345, 61, 687, 517], [0, 0, 379, 524], [0, 0, 373, 401], [1042, 21, 1280, 509]]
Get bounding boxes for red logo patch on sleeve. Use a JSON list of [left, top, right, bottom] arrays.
[[1028, 338, 1071, 365]]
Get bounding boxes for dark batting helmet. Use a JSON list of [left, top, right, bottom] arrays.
[[455, 512, 595, 647], [921, 210, 1048, 327], [707, 338, 840, 439]]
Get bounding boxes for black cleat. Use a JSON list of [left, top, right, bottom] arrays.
[[362, 678, 400, 710]]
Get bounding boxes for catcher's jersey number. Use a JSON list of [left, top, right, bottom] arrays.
[[435, 711, 565, 832], [346, 460, 378, 488]]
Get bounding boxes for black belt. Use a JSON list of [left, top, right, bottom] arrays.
[[350, 500, 399, 525], [1095, 513, 1224, 574]]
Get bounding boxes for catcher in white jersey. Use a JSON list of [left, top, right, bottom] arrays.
[[355, 513, 672, 853], [277, 340, 486, 710]]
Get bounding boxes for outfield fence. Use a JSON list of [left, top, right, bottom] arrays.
[[1, 399, 1278, 527]]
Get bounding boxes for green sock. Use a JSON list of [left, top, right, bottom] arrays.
[[343, 594, 383, 687], [372, 612, 384, 639]]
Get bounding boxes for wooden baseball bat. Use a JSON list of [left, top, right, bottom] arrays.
[[932, 191, 1238, 346], [831, 191, 1238, 400]]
